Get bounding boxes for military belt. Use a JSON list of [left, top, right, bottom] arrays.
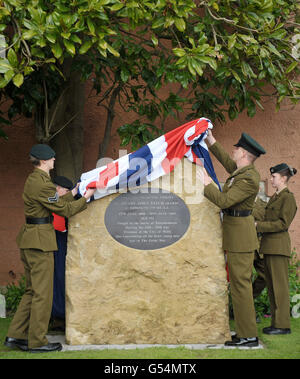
[[25, 216, 53, 224], [222, 209, 252, 217]]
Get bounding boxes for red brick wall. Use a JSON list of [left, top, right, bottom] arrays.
[[0, 118, 36, 284], [211, 103, 300, 257], [0, 87, 299, 285]]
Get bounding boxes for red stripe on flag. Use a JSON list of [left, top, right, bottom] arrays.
[[186, 119, 209, 142], [161, 119, 208, 174]]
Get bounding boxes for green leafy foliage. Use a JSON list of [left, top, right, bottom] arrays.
[[253, 249, 300, 318], [0, 0, 299, 146], [288, 249, 300, 307], [5, 276, 26, 314]]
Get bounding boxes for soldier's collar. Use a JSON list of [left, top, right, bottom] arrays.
[[231, 164, 254, 177], [34, 168, 51, 178], [275, 187, 289, 196]]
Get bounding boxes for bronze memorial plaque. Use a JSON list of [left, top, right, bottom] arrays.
[[104, 189, 190, 250]]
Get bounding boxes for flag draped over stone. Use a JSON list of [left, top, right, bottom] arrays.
[[79, 117, 220, 200]]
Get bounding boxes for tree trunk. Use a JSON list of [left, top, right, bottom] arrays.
[[50, 73, 85, 183], [34, 60, 85, 184], [34, 62, 121, 183], [98, 85, 121, 159]]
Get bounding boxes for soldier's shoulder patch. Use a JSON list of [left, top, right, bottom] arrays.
[[48, 192, 59, 203]]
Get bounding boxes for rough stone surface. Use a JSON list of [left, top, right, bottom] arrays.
[[66, 159, 230, 345]]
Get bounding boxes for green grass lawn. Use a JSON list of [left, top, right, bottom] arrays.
[[0, 317, 300, 359]]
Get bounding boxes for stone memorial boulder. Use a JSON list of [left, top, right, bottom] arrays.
[[66, 159, 230, 345]]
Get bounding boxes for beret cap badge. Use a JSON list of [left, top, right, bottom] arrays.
[[270, 163, 297, 176]]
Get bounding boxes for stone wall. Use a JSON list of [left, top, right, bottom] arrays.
[[65, 160, 230, 345]]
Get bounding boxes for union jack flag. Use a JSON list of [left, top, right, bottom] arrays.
[[79, 118, 220, 200]]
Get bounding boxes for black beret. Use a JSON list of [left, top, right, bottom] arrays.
[[30, 144, 55, 160], [270, 163, 297, 176], [234, 132, 266, 157], [53, 176, 73, 190]]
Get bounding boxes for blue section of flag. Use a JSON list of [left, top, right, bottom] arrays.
[[79, 118, 222, 200], [192, 136, 222, 191], [117, 144, 154, 190]]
